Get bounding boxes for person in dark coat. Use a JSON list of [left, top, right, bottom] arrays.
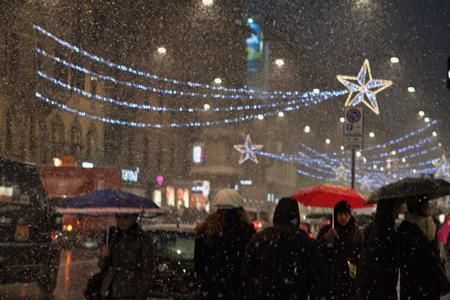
[[241, 197, 324, 299], [355, 198, 404, 300], [97, 214, 155, 299], [317, 200, 362, 300], [397, 197, 441, 299], [194, 188, 255, 299]]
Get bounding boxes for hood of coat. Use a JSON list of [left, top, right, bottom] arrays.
[[273, 198, 300, 227]]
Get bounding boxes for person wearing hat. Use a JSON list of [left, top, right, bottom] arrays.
[[397, 197, 445, 299], [241, 197, 324, 299], [194, 188, 255, 299], [317, 200, 362, 300]]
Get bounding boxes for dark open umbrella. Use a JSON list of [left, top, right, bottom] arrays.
[[367, 177, 450, 204], [55, 188, 163, 216]]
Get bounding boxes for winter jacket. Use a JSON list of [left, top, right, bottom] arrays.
[[317, 217, 362, 300], [99, 223, 155, 299], [398, 220, 441, 300], [355, 214, 399, 300], [194, 221, 255, 299], [241, 225, 324, 299]]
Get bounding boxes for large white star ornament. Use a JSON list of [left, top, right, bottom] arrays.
[[333, 162, 348, 182], [337, 59, 393, 115], [433, 154, 450, 178], [234, 135, 263, 164]]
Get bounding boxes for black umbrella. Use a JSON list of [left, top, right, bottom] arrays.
[[367, 177, 450, 204]]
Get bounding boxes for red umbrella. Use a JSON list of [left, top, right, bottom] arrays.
[[292, 184, 371, 209]]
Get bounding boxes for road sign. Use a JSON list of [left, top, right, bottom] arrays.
[[343, 107, 364, 149]]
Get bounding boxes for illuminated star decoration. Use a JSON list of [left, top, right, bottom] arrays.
[[433, 154, 450, 178], [337, 59, 393, 115], [333, 162, 348, 182], [234, 134, 263, 164]]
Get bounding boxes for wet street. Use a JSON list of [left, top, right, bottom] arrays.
[[0, 249, 99, 300]]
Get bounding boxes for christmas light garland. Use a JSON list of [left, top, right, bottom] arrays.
[[37, 70, 341, 113], [35, 91, 330, 128]]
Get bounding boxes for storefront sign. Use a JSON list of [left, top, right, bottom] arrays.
[[121, 167, 139, 183]]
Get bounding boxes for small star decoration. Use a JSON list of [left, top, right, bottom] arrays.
[[234, 134, 263, 164]]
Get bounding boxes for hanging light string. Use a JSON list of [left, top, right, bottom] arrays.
[[35, 91, 332, 128], [34, 24, 348, 100], [36, 47, 347, 103], [37, 69, 340, 113]]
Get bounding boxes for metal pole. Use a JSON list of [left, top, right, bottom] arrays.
[[351, 148, 356, 188]]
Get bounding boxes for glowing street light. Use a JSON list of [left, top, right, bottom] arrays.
[[418, 111, 425, 118], [275, 59, 285, 67], [339, 117, 345, 123], [257, 114, 264, 120], [325, 138, 331, 145], [247, 18, 254, 24], [304, 125, 311, 133], [202, 0, 214, 6], [390, 57, 400, 64], [369, 132, 375, 138], [424, 117, 431, 123], [157, 47, 166, 55], [432, 131, 438, 137], [214, 77, 222, 85], [278, 112, 285, 118], [408, 86, 416, 93], [203, 103, 210, 111], [340, 145, 345, 151], [313, 88, 320, 94], [356, 151, 362, 158]]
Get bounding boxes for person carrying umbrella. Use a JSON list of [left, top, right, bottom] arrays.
[[317, 200, 362, 300], [194, 188, 255, 299], [241, 197, 325, 299], [92, 213, 155, 299], [397, 197, 446, 299], [355, 198, 404, 300]]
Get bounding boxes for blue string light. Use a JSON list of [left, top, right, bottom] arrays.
[[35, 91, 333, 128], [34, 25, 350, 100], [37, 70, 340, 113], [36, 47, 347, 103]]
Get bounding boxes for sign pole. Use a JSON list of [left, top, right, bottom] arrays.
[[351, 149, 356, 188]]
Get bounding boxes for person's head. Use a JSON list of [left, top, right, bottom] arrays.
[[115, 214, 138, 231], [407, 197, 430, 217], [273, 197, 300, 227], [334, 200, 352, 226], [213, 188, 244, 210]]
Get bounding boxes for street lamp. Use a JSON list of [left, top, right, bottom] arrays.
[[313, 88, 320, 94], [278, 112, 285, 118], [275, 59, 285, 67], [390, 57, 400, 64], [432, 131, 438, 137], [369, 132, 375, 138], [408, 86, 416, 93], [157, 47, 166, 55], [340, 145, 345, 151], [203, 103, 210, 111], [418, 111, 425, 118], [304, 125, 311, 133], [424, 117, 431, 123], [339, 117, 345, 123], [202, 0, 214, 6], [325, 138, 331, 145], [257, 114, 264, 120], [214, 77, 222, 85]]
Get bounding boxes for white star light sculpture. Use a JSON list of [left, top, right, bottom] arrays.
[[333, 162, 348, 182], [433, 154, 450, 178], [234, 134, 263, 164], [337, 59, 393, 115]]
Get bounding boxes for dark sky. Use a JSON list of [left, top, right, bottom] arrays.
[[248, 0, 450, 153]]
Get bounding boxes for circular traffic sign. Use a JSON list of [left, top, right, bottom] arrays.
[[346, 108, 362, 123]]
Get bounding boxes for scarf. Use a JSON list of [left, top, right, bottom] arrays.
[[405, 212, 436, 241]]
